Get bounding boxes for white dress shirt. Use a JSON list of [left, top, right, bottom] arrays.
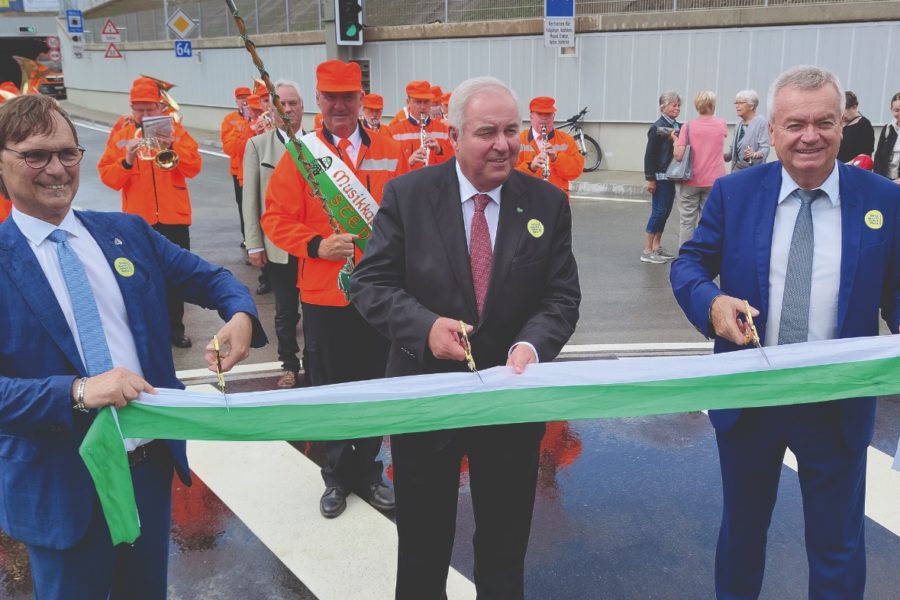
[[13, 208, 149, 450], [335, 125, 363, 167], [764, 163, 842, 346]]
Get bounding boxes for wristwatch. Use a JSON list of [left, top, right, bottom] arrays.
[[72, 377, 89, 412]]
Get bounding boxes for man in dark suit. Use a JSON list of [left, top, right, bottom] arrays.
[[670, 65, 900, 599], [0, 95, 266, 599], [351, 76, 580, 599]]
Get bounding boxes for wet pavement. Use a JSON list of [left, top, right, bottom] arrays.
[[1, 119, 899, 599]]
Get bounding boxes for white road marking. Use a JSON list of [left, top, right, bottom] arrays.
[[74, 120, 229, 158], [570, 194, 650, 203]]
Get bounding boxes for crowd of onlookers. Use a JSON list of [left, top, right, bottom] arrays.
[[641, 86, 900, 264]]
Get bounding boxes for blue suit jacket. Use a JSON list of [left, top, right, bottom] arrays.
[[0, 210, 266, 550], [671, 161, 900, 448]]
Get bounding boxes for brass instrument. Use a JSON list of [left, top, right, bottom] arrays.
[[540, 125, 550, 180], [133, 122, 179, 170], [13, 56, 49, 95], [419, 112, 430, 166]]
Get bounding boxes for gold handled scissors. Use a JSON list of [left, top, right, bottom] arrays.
[[743, 300, 772, 368], [213, 335, 230, 410], [459, 320, 484, 383]]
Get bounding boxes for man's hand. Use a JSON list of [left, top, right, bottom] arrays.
[[506, 343, 537, 375], [124, 139, 140, 166], [73, 368, 156, 409], [646, 180, 657, 194], [428, 317, 470, 361], [530, 153, 548, 172], [710, 295, 757, 345], [249, 250, 268, 268], [205, 312, 254, 373], [317, 233, 358, 261], [409, 146, 429, 166]]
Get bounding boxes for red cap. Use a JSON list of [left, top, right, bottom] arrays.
[[234, 86, 252, 98], [848, 154, 874, 171], [316, 60, 363, 93], [529, 96, 557, 114], [0, 81, 20, 95], [246, 94, 263, 111], [441, 92, 451, 105], [362, 93, 384, 110], [405, 80, 432, 100], [431, 85, 443, 102], [130, 77, 161, 104]]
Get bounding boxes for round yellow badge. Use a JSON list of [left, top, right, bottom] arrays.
[[864, 210, 883, 230], [527, 219, 544, 238], [114, 257, 135, 277]]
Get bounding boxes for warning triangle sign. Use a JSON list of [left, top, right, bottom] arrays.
[[101, 19, 120, 36], [104, 43, 123, 59]]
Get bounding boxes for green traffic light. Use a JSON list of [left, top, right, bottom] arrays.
[[345, 24, 358, 37]]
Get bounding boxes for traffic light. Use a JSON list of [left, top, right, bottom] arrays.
[[335, 0, 363, 46]]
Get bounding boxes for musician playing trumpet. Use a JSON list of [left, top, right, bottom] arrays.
[[516, 96, 584, 201], [387, 80, 454, 170], [98, 76, 202, 349]]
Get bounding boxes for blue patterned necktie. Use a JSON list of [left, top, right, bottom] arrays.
[[778, 189, 823, 345], [48, 229, 114, 375]]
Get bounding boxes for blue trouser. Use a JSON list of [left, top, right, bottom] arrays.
[[645, 179, 676, 233]]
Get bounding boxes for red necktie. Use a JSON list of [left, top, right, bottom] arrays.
[[337, 138, 352, 166], [469, 193, 493, 318]]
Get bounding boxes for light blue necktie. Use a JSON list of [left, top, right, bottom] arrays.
[[48, 229, 114, 375], [778, 189, 823, 345]]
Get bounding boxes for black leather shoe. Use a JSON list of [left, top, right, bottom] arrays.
[[361, 481, 395, 512], [256, 281, 271, 295], [320, 486, 348, 518], [172, 334, 192, 349]]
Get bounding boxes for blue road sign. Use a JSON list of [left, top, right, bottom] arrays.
[[66, 10, 84, 33], [545, 0, 574, 18], [175, 40, 193, 58]]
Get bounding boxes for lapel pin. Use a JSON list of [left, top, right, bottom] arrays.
[[516, 207, 524, 213], [527, 219, 545, 238], [114, 237, 123, 245], [114, 257, 135, 278], [864, 210, 883, 230]]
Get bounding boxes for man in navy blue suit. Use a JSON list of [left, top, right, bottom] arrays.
[[0, 95, 266, 599], [671, 65, 900, 599]]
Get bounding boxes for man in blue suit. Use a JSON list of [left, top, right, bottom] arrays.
[[671, 65, 900, 599], [0, 95, 266, 599]]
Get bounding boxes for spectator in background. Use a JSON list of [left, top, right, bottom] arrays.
[[673, 90, 726, 247], [641, 91, 682, 264], [873, 91, 900, 183], [838, 91, 875, 162], [725, 89, 769, 172]]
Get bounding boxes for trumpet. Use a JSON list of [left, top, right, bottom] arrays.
[[251, 110, 275, 134], [133, 129, 179, 170], [419, 112, 430, 167], [540, 125, 550, 180]]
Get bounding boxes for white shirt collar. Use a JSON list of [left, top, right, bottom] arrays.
[[777, 161, 841, 208], [455, 161, 502, 206], [11, 207, 81, 246]]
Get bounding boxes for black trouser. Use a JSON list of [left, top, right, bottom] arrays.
[[267, 256, 301, 372], [152, 223, 189, 339], [302, 302, 388, 489], [232, 175, 245, 239]]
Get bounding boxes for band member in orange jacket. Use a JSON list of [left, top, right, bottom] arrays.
[[97, 76, 202, 348], [262, 59, 406, 520], [360, 93, 385, 134], [387, 80, 454, 170], [221, 86, 252, 240], [516, 96, 584, 200]]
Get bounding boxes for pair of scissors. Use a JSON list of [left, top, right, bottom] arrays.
[[742, 300, 773, 368], [212, 335, 231, 410], [458, 320, 484, 383]]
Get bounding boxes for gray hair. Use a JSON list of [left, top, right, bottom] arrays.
[[658, 91, 681, 109], [274, 79, 303, 101], [767, 65, 844, 122], [734, 89, 759, 110], [448, 76, 520, 133]]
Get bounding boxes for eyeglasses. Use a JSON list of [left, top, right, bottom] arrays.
[[3, 146, 85, 169]]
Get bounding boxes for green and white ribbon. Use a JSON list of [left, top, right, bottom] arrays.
[[80, 335, 900, 545]]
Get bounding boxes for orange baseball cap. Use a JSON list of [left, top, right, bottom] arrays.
[[529, 96, 557, 114], [441, 92, 451, 105], [405, 80, 432, 100], [316, 60, 362, 93], [0, 81, 20, 95], [362, 93, 384, 110], [431, 85, 443, 102], [130, 77, 162, 104], [234, 86, 252, 98], [246, 94, 263, 111]]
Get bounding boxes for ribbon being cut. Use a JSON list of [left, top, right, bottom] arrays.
[[80, 335, 900, 545]]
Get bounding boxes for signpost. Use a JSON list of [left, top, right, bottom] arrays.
[[175, 40, 192, 58], [100, 19, 121, 43], [166, 8, 196, 39], [544, 0, 575, 48], [66, 9, 83, 33], [104, 43, 123, 59]]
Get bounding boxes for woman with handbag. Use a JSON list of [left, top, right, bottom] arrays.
[[672, 90, 726, 247], [641, 91, 682, 264], [873, 91, 900, 183]]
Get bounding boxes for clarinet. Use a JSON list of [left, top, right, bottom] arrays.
[[420, 112, 430, 167], [541, 125, 550, 181]]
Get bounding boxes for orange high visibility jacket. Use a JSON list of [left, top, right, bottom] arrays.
[[261, 127, 407, 307], [97, 120, 202, 226], [387, 115, 454, 171], [516, 128, 584, 200], [0, 194, 10, 223], [387, 107, 408, 128], [221, 110, 250, 177]]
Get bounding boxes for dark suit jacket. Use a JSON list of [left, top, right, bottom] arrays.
[[350, 159, 580, 428], [670, 161, 900, 448], [0, 210, 266, 550]]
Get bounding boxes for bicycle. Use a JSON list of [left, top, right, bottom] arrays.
[[557, 107, 602, 172]]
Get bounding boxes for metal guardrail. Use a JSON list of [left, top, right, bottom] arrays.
[[82, 0, 887, 43]]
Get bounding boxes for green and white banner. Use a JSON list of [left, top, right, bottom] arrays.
[[79, 335, 900, 545]]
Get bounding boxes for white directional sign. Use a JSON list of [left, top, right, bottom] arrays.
[[100, 19, 121, 43], [166, 8, 196, 39], [544, 0, 575, 48]]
